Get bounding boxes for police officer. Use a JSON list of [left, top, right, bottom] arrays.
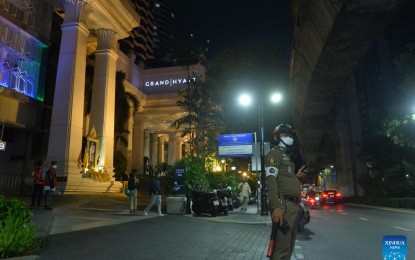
[[265, 124, 307, 260]]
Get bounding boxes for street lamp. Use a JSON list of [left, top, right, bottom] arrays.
[[239, 92, 282, 216]]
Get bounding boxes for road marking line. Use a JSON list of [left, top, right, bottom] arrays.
[[295, 245, 301, 249], [359, 217, 369, 221], [341, 212, 347, 215], [394, 226, 412, 231], [296, 253, 304, 259]]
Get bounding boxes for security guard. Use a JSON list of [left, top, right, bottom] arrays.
[[265, 124, 307, 260]]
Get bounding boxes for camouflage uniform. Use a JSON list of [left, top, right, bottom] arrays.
[[266, 146, 301, 260]]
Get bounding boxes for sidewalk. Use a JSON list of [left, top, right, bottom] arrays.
[[23, 193, 269, 230], [27, 193, 270, 237], [13, 193, 279, 260]]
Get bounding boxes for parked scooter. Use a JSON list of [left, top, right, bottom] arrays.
[[216, 187, 236, 213], [248, 192, 258, 205], [232, 195, 241, 210], [191, 185, 224, 217]]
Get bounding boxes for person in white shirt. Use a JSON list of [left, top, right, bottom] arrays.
[[238, 179, 251, 211]]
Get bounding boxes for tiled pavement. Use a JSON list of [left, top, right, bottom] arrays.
[[11, 193, 301, 260]]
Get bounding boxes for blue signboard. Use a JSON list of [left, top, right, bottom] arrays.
[[218, 133, 254, 158], [174, 168, 186, 194]]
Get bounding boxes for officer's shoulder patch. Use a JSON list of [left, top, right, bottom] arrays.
[[267, 157, 277, 166]]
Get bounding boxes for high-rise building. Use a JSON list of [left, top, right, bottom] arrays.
[[150, 0, 174, 63], [119, 0, 154, 65], [120, 0, 174, 67]]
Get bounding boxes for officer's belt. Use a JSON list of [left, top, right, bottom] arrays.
[[280, 194, 300, 204]]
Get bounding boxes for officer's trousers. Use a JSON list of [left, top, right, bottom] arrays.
[[271, 200, 300, 260]]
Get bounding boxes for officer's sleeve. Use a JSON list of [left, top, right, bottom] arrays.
[[265, 153, 281, 209]]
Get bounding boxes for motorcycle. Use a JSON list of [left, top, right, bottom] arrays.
[[232, 195, 241, 210], [302, 190, 320, 209], [216, 187, 231, 212], [191, 185, 226, 217], [309, 196, 320, 209]]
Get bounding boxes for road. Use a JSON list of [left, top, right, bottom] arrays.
[[297, 203, 415, 260], [31, 194, 414, 260]]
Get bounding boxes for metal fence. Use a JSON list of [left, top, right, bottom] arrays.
[[0, 174, 21, 192]]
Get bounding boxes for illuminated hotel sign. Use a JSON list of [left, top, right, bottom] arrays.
[[144, 77, 196, 87]]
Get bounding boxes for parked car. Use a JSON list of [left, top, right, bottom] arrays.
[[302, 190, 321, 209], [320, 190, 343, 204]]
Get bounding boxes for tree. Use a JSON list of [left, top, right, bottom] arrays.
[[172, 77, 225, 159], [356, 43, 415, 197], [385, 43, 415, 148]]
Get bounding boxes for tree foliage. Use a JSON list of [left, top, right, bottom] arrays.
[[172, 77, 225, 158], [166, 158, 210, 196], [357, 43, 415, 197], [171, 42, 289, 176], [383, 115, 415, 149]]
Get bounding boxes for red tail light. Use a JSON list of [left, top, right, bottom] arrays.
[[336, 193, 342, 197], [322, 194, 328, 197], [310, 199, 315, 203]]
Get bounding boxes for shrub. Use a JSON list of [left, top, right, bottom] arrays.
[[0, 196, 38, 258], [206, 171, 240, 191], [166, 157, 210, 196]]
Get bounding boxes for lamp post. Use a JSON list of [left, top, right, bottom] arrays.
[[239, 92, 282, 216]]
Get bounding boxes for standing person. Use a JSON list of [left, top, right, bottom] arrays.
[[128, 170, 139, 213], [238, 178, 251, 211], [144, 171, 163, 216], [30, 161, 44, 207], [44, 161, 58, 210], [265, 124, 307, 260], [121, 170, 129, 193]]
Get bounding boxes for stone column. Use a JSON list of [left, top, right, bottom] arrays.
[[158, 135, 165, 164], [144, 129, 150, 158], [126, 107, 134, 172], [89, 28, 118, 174], [176, 137, 183, 160], [132, 112, 144, 173], [168, 132, 179, 165], [150, 133, 158, 165], [127, 51, 135, 83], [46, 0, 91, 181]]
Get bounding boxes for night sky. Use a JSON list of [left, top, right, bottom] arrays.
[[171, 0, 292, 61], [170, 1, 293, 139]]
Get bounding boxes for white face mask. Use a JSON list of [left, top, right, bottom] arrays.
[[280, 136, 294, 146], [52, 165, 57, 169]]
